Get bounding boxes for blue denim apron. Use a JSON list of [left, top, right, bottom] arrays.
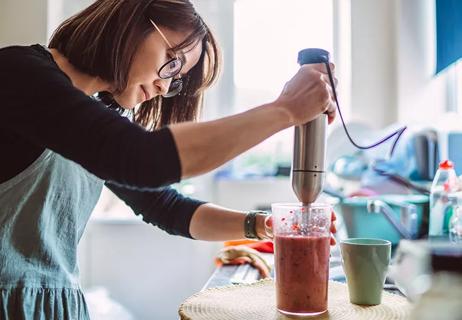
[[0, 149, 103, 319]]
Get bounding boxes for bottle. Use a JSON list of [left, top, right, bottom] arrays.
[[429, 160, 458, 238], [449, 205, 462, 242]]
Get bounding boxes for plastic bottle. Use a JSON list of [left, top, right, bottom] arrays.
[[429, 160, 458, 237], [449, 205, 462, 242]]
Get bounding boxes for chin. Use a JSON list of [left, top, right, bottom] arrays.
[[123, 104, 137, 110], [113, 97, 138, 110], [112, 86, 147, 109]]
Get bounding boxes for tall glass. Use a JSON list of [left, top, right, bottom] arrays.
[[272, 203, 331, 316]]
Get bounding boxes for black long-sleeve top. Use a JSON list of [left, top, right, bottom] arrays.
[[0, 44, 205, 238]]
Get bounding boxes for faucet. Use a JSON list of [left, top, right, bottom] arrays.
[[367, 199, 419, 240]]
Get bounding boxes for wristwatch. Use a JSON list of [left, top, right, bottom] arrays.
[[244, 210, 268, 239]]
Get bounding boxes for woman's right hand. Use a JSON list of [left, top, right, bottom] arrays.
[[273, 63, 337, 126], [170, 63, 337, 180]]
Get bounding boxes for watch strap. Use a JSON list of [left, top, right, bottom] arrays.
[[244, 210, 268, 239]]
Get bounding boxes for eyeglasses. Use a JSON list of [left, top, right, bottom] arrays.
[[149, 19, 184, 98]]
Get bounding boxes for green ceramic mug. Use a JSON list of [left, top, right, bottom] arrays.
[[340, 238, 391, 305]]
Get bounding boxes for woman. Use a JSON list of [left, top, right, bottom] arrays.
[[0, 0, 337, 318]]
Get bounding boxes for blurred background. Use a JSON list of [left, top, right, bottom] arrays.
[[1, 0, 462, 319]]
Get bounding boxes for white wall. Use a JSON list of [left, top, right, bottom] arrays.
[[0, 0, 47, 46], [333, 0, 352, 121], [349, 0, 398, 128], [347, 0, 451, 128], [395, 0, 448, 125], [193, 0, 235, 121], [213, 178, 299, 211], [78, 221, 221, 320]]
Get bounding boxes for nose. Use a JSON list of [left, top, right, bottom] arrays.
[[154, 78, 172, 96]]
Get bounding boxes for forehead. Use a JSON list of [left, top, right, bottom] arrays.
[[158, 27, 203, 74]]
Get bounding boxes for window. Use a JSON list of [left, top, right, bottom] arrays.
[[230, 0, 334, 177], [435, 0, 462, 113], [457, 62, 462, 112], [445, 61, 462, 113]]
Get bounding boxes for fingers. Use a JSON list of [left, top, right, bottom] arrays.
[[326, 93, 336, 125], [330, 236, 337, 246], [328, 62, 335, 73], [330, 210, 337, 234], [327, 107, 336, 125], [330, 210, 337, 246], [322, 74, 338, 89], [330, 222, 337, 234], [277, 62, 338, 126], [319, 73, 338, 125], [264, 216, 273, 239], [265, 216, 273, 228], [331, 210, 337, 222], [304, 62, 335, 74]]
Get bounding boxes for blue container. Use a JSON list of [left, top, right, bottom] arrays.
[[335, 195, 429, 245]]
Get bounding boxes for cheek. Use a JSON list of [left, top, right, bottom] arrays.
[[129, 56, 158, 84]]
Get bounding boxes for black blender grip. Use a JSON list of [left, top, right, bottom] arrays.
[[297, 48, 330, 65], [297, 48, 332, 116]]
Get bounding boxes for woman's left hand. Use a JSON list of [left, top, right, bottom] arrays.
[[329, 210, 337, 245], [259, 210, 338, 246]]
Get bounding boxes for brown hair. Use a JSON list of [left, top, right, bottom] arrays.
[[49, 0, 221, 130]]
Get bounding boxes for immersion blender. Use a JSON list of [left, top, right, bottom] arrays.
[[292, 49, 330, 204], [291, 48, 407, 205]]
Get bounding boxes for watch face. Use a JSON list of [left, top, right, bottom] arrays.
[[245, 211, 258, 239], [245, 211, 269, 239]]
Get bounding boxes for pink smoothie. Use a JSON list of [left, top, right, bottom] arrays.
[[275, 234, 330, 315]]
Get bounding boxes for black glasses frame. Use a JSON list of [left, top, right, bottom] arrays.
[[162, 78, 183, 98], [157, 57, 183, 98], [150, 18, 185, 98]]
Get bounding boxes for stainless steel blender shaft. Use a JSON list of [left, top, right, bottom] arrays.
[[290, 48, 330, 204], [292, 114, 327, 204]]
